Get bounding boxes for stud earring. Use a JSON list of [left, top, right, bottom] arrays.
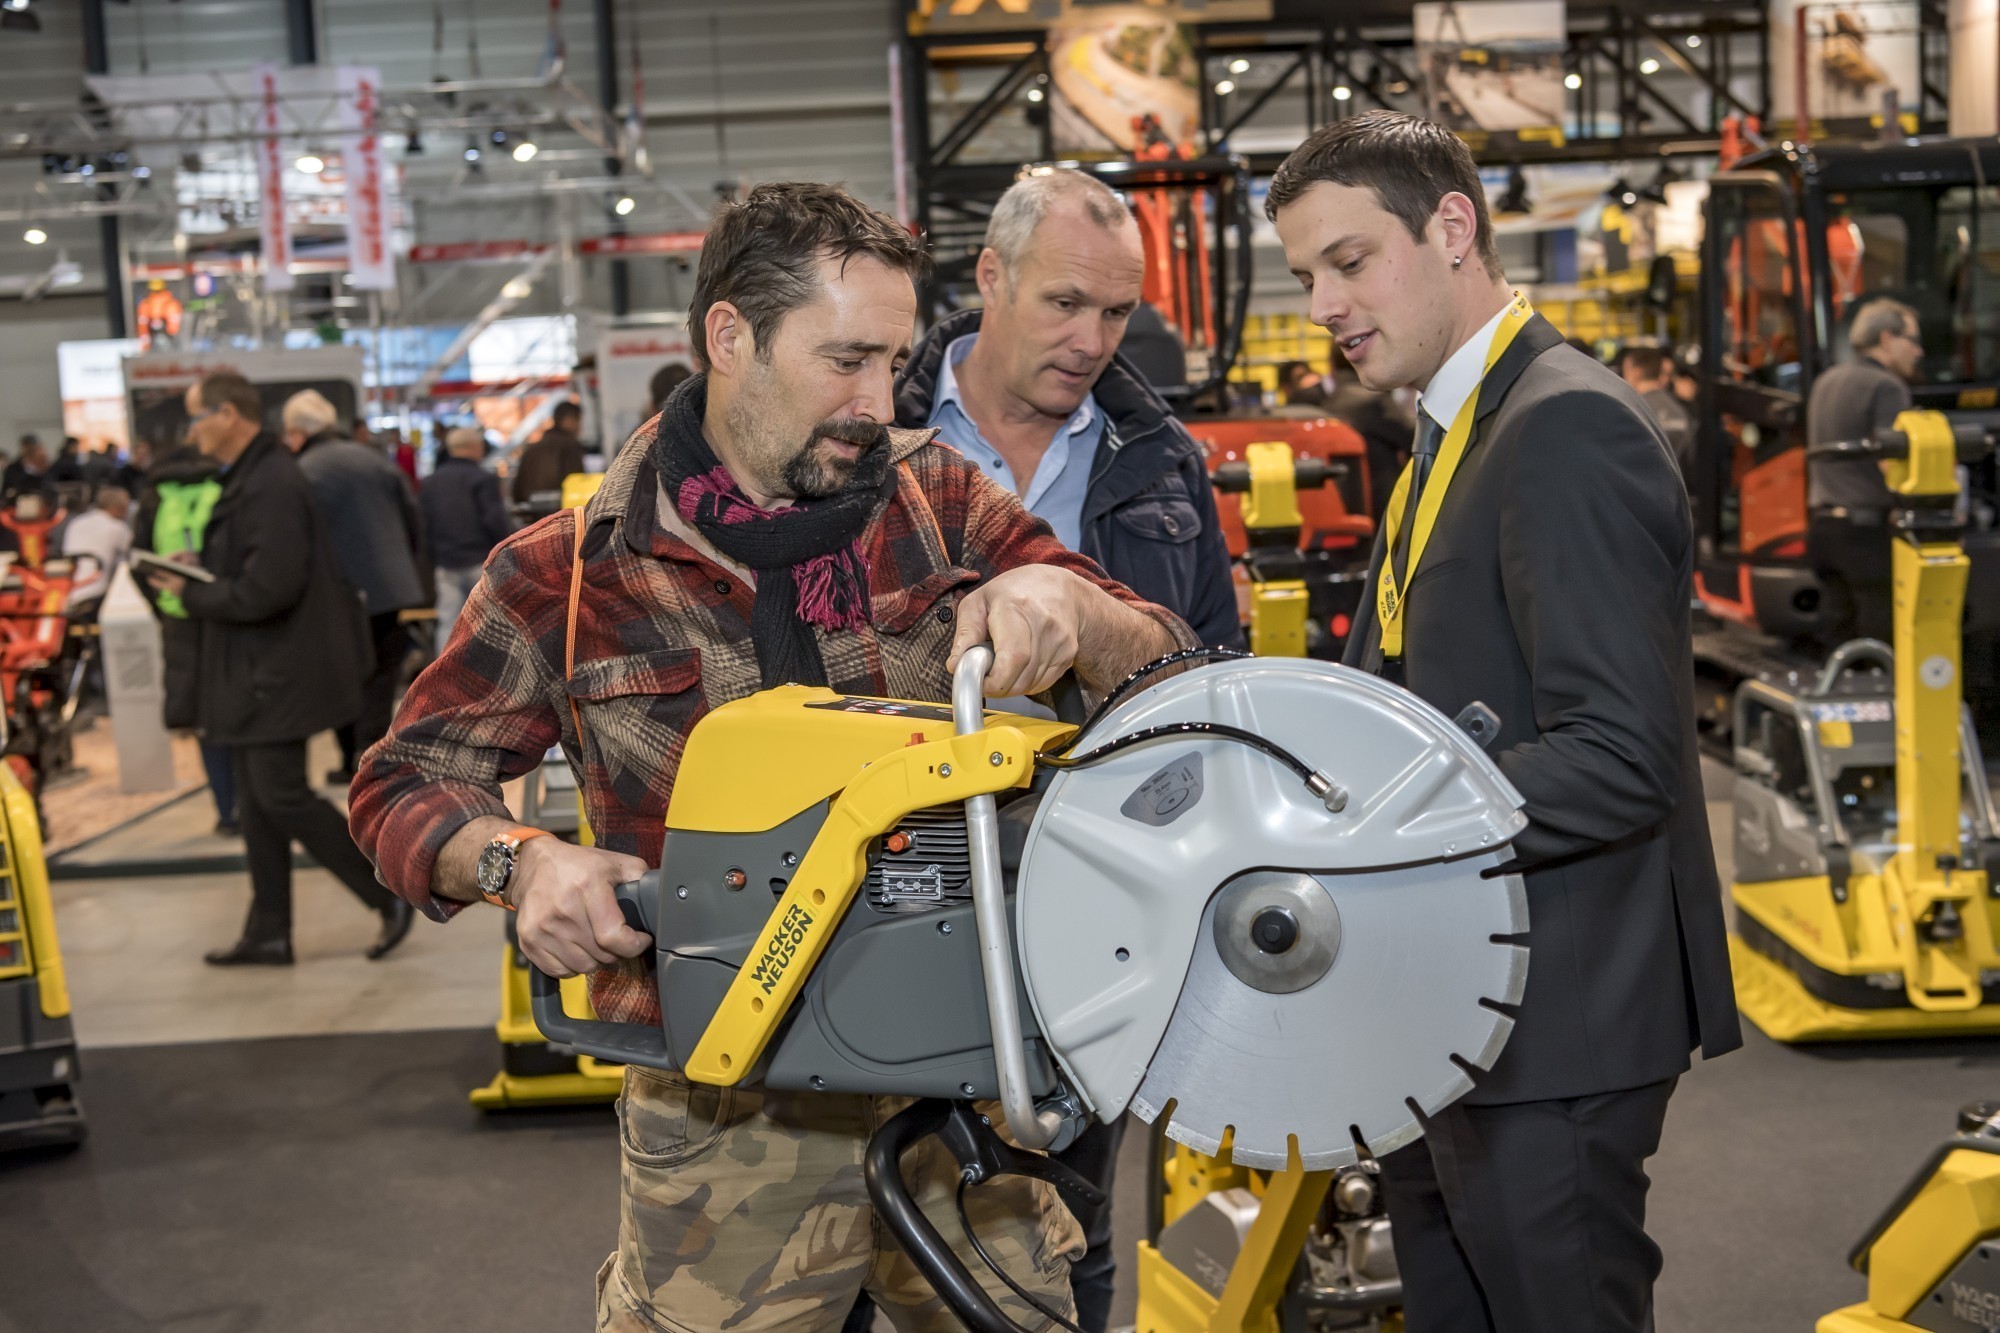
[[1452, 254, 1464, 269]]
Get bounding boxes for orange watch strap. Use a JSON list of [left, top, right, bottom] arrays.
[[484, 827, 554, 909]]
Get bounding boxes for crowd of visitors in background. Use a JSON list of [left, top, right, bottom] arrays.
[[0, 387, 591, 966], [0, 298, 1894, 974]]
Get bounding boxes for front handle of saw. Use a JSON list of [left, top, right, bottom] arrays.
[[956, 645, 1066, 1153], [528, 876, 677, 1068]]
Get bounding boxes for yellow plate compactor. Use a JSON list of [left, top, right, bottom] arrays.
[[1730, 411, 2000, 1041], [531, 645, 1532, 1332]]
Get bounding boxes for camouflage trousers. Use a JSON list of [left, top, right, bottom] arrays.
[[595, 1066, 1085, 1332]]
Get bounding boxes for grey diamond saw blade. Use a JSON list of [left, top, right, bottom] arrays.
[[1014, 657, 1530, 1171]]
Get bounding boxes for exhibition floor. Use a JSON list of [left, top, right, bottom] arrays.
[[4, 758, 1987, 1331]]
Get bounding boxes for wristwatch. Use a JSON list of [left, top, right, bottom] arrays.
[[476, 827, 552, 910]]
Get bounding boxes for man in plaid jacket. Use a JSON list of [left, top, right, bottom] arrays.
[[349, 182, 1194, 1330]]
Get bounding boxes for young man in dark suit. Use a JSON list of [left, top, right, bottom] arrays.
[[1268, 111, 1740, 1332]]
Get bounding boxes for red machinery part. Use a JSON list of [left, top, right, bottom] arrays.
[[1185, 417, 1376, 558]]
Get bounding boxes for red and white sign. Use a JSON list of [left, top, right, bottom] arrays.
[[254, 63, 293, 293], [337, 66, 394, 291], [407, 239, 550, 264], [579, 232, 706, 257], [598, 321, 695, 453]]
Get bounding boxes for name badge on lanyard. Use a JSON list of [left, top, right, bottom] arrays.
[[1376, 290, 1535, 659]]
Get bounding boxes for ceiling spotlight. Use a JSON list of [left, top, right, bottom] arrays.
[[1686, 34, 1703, 49], [296, 153, 325, 174], [511, 139, 538, 163], [1228, 58, 1249, 74], [22, 228, 46, 245], [463, 143, 482, 164], [2, 2, 30, 12], [132, 166, 151, 182], [1564, 72, 1583, 90], [0, 2, 38, 32], [1214, 79, 1236, 96], [1333, 85, 1353, 101], [614, 195, 636, 216], [1639, 58, 1660, 75], [490, 129, 510, 147], [1026, 87, 1044, 103]]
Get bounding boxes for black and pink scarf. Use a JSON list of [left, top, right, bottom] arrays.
[[650, 374, 894, 689]]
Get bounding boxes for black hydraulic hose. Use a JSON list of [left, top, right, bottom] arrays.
[[1064, 645, 1252, 750], [954, 1177, 1085, 1333], [864, 1101, 1023, 1333], [1038, 721, 1321, 788]]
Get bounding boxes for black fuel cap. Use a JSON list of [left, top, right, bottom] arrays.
[[1251, 907, 1300, 955]]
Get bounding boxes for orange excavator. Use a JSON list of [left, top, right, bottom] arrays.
[[1689, 134, 2000, 743], [0, 496, 98, 800]]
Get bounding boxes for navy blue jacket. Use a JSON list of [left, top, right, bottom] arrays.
[[421, 455, 514, 571], [896, 309, 1242, 649]]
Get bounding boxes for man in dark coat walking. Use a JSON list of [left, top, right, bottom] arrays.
[[145, 372, 413, 966], [284, 389, 428, 781]]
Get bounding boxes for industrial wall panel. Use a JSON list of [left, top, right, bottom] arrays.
[[103, 0, 291, 76], [0, 0, 88, 104], [322, 0, 599, 94]]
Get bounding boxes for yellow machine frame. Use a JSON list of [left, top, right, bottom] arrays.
[[1820, 1136, 2000, 1330], [1731, 410, 2000, 1040], [472, 468, 623, 1110], [1240, 441, 1312, 658], [0, 765, 65, 1014]]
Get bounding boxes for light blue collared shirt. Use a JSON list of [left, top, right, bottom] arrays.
[[923, 332, 1104, 551]]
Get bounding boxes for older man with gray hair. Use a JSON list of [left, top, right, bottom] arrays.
[[419, 426, 512, 650], [282, 388, 427, 782], [281, 388, 343, 454], [1807, 296, 1925, 645], [889, 165, 1239, 1333]]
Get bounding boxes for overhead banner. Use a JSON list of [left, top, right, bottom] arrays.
[[337, 65, 395, 291], [254, 62, 293, 293], [1413, 2, 1566, 138]]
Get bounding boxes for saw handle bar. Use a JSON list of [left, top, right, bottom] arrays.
[[956, 645, 1068, 1152], [527, 877, 678, 1068], [864, 1098, 1103, 1333]]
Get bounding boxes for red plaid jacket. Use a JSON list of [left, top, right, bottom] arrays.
[[348, 418, 1196, 1024]]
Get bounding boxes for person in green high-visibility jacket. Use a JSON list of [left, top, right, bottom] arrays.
[[132, 434, 233, 834]]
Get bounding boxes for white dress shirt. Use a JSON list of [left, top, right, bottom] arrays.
[[1415, 301, 1515, 434]]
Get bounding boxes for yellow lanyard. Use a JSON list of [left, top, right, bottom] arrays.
[[1376, 290, 1535, 658]]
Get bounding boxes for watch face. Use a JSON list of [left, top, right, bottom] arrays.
[[476, 841, 511, 896]]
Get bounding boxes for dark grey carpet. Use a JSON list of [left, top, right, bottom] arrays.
[[2, 1024, 1993, 1331], [0, 1029, 618, 1333]]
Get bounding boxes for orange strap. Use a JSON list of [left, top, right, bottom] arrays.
[[565, 511, 588, 745]]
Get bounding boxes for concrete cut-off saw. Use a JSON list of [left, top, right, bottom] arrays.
[[531, 646, 1532, 1331]]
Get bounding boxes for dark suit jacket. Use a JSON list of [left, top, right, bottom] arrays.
[[1344, 314, 1740, 1105]]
